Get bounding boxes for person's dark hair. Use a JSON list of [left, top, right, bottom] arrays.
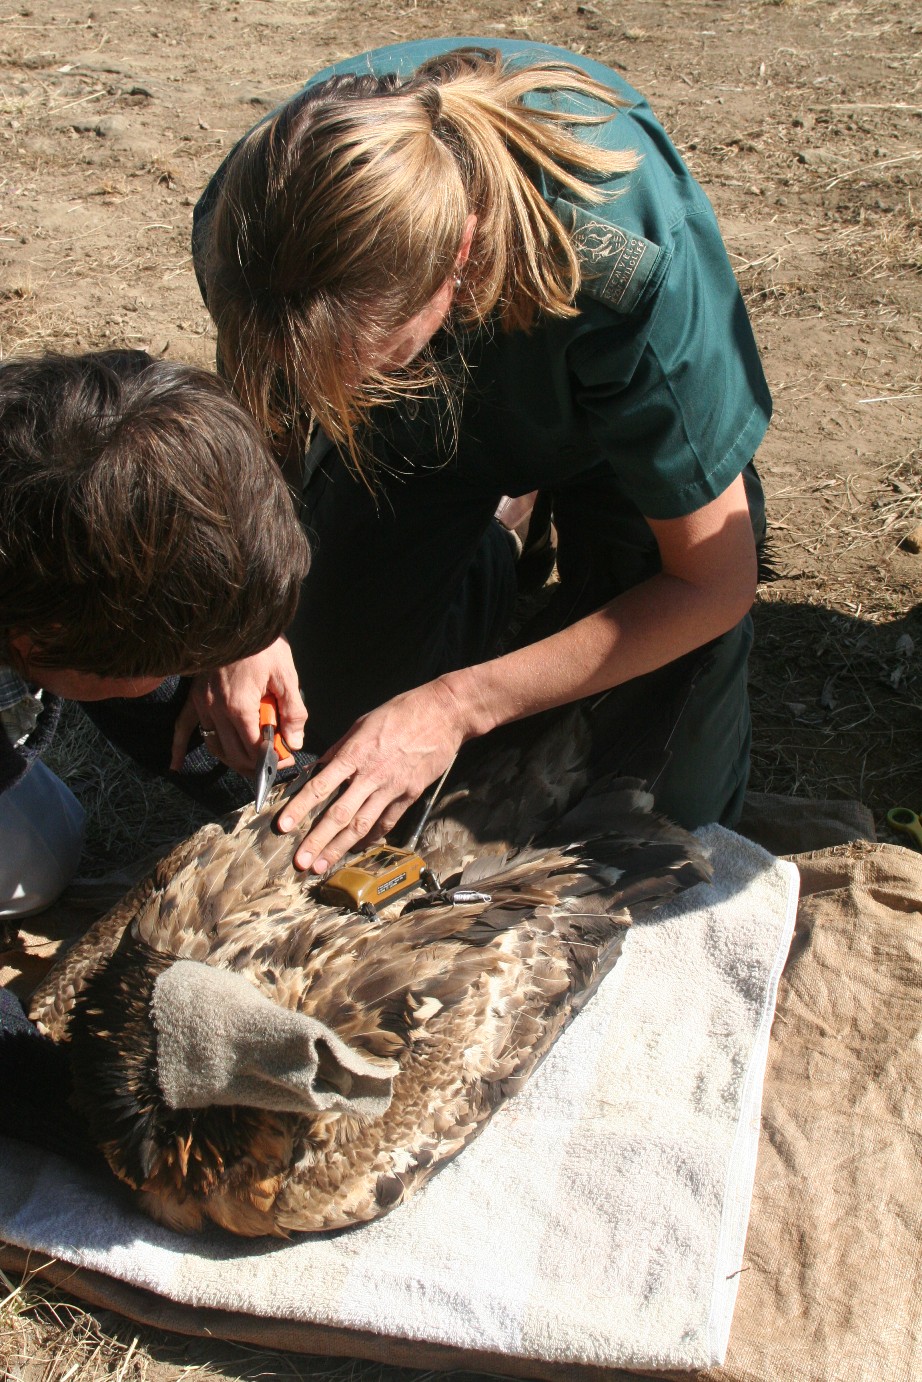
[[0, 350, 310, 677]]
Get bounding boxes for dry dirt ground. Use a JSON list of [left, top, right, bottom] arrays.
[[0, 0, 920, 1379]]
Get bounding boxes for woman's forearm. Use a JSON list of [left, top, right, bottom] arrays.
[[441, 473, 758, 741], [439, 564, 755, 742]]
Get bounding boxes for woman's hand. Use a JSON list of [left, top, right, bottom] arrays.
[[277, 678, 468, 873], [171, 636, 307, 775]]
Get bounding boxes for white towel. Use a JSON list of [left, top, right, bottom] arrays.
[[0, 825, 798, 1372]]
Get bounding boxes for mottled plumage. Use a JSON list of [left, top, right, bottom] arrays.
[[31, 708, 711, 1237]]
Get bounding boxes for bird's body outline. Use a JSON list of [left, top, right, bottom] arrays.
[[29, 706, 712, 1238]]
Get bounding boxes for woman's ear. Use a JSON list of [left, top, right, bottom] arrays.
[[455, 213, 478, 270]]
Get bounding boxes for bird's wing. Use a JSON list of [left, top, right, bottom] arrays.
[[29, 824, 226, 1038]]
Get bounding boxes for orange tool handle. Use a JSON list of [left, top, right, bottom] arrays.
[[259, 694, 289, 758]]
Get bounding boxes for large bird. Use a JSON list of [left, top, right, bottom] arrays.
[[25, 705, 711, 1238]]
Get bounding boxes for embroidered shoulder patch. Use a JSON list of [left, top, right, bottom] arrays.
[[554, 199, 667, 315]]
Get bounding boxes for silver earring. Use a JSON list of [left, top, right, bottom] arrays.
[[453, 274, 463, 289]]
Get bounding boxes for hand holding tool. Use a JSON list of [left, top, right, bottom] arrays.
[[254, 693, 291, 811]]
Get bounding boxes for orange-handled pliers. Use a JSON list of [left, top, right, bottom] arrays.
[[254, 693, 291, 811]]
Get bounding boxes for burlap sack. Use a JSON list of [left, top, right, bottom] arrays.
[[701, 840, 922, 1382]]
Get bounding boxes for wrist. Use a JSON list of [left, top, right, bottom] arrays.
[[435, 665, 499, 741]]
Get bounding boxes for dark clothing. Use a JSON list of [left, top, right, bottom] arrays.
[[0, 694, 61, 797], [0, 986, 104, 1170], [287, 424, 520, 744], [0, 985, 35, 1037]]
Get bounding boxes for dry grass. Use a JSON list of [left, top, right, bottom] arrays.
[[41, 704, 211, 879], [0, 1266, 148, 1382], [749, 591, 922, 811]]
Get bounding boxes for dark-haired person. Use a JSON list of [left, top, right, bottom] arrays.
[[190, 39, 770, 877], [1, 349, 310, 923]]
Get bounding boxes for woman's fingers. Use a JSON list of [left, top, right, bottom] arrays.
[[272, 670, 307, 752], [169, 639, 308, 777], [292, 780, 393, 872], [276, 758, 419, 874], [276, 680, 468, 873], [306, 796, 392, 867], [276, 760, 352, 834]]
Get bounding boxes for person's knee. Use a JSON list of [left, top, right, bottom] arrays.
[[0, 760, 85, 918], [651, 720, 751, 830], [0, 986, 37, 1037], [648, 620, 754, 829]]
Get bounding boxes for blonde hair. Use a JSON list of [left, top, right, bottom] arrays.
[[201, 47, 638, 473]]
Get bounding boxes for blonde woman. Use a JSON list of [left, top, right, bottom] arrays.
[[186, 39, 771, 874]]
